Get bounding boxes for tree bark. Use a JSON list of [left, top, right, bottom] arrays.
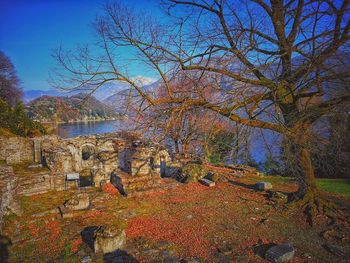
[[295, 146, 319, 203], [173, 139, 180, 156], [281, 102, 320, 209]]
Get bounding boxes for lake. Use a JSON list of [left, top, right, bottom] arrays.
[[56, 120, 125, 138]]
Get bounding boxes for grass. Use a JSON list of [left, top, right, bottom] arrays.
[[241, 173, 350, 198], [316, 178, 350, 198]]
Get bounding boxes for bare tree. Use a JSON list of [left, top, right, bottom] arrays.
[[53, 0, 350, 218], [0, 51, 23, 106], [126, 71, 238, 162]]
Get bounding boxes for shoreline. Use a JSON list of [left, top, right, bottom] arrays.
[[42, 116, 125, 126]]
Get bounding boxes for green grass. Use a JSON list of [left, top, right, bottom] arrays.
[[246, 175, 350, 198], [316, 178, 350, 198]]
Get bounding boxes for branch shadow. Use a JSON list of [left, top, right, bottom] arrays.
[[103, 249, 139, 263], [110, 172, 127, 197], [81, 226, 100, 250], [252, 242, 276, 259], [228, 179, 256, 190], [0, 235, 12, 263]]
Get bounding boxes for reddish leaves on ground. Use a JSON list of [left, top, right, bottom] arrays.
[[126, 183, 221, 260], [71, 238, 82, 253], [85, 210, 103, 218], [127, 215, 211, 260], [126, 182, 274, 261], [101, 183, 119, 195], [46, 220, 61, 242], [28, 222, 40, 238]]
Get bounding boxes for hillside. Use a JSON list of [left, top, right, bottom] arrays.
[[28, 93, 119, 123], [103, 80, 160, 115], [24, 82, 129, 102]]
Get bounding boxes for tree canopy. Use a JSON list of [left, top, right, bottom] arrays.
[[0, 51, 23, 107]]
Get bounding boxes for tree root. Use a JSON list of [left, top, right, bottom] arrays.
[[287, 191, 348, 227]]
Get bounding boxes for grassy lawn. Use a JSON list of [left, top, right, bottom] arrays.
[[240, 174, 350, 198], [316, 178, 350, 198]]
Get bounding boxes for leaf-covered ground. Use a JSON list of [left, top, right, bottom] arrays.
[[2, 174, 350, 262]]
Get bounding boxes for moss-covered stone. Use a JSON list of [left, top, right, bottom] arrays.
[[182, 163, 208, 184]]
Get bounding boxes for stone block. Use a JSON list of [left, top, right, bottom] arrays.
[[94, 226, 126, 254], [66, 193, 90, 210], [28, 164, 43, 169], [255, 182, 272, 191], [80, 256, 92, 263], [265, 244, 295, 263], [199, 178, 215, 187]]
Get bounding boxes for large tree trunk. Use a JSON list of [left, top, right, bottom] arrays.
[[280, 102, 321, 212], [283, 123, 325, 224], [294, 146, 319, 203]]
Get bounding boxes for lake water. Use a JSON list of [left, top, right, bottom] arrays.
[[56, 120, 125, 138]]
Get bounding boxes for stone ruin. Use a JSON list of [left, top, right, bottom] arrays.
[[0, 132, 176, 229], [40, 132, 172, 190]]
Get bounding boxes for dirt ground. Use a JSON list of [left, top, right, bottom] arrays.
[[1, 173, 350, 263]]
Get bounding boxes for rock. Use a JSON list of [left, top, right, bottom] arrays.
[[199, 178, 215, 187], [64, 193, 90, 211], [268, 191, 288, 203], [184, 257, 204, 263], [94, 226, 126, 254], [80, 255, 92, 263], [59, 193, 90, 218], [255, 182, 273, 191], [103, 249, 138, 263], [265, 244, 295, 263], [163, 256, 181, 263], [217, 241, 235, 255], [28, 163, 43, 169], [157, 240, 171, 249], [302, 253, 312, 259], [182, 163, 208, 183], [268, 191, 288, 200]]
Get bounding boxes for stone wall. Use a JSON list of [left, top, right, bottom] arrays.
[[0, 136, 34, 164], [41, 134, 125, 176], [122, 146, 171, 176], [0, 165, 21, 232], [17, 171, 61, 196], [0, 132, 175, 196], [41, 133, 174, 185]]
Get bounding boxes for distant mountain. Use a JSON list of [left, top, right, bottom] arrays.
[[24, 78, 159, 118], [23, 89, 80, 103], [103, 89, 137, 115], [89, 82, 129, 101], [24, 82, 133, 103], [91, 77, 157, 100], [103, 80, 161, 114], [27, 93, 119, 123]]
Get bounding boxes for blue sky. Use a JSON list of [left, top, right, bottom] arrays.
[[0, 0, 160, 91]]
